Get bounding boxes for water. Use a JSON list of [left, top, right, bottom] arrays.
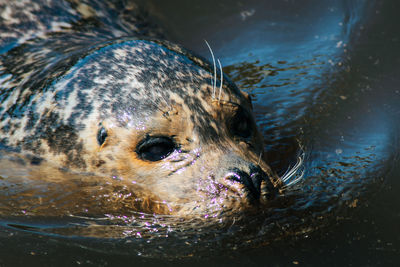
[[1, 0, 400, 265]]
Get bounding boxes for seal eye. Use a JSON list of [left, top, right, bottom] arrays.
[[97, 127, 108, 146], [136, 136, 176, 162], [231, 107, 253, 139]]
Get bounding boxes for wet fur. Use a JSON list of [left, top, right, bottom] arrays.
[[0, 0, 282, 217]]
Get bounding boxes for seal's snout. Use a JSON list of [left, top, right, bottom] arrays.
[[224, 165, 275, 203]]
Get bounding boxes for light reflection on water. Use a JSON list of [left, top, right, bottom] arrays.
[[1, 0, 400, 265]]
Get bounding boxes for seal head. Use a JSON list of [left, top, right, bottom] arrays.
[[0, 38, 280, 216]]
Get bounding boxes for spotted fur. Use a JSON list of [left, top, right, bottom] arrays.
[[0, 0, 281, 216]]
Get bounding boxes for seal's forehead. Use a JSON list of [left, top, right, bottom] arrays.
[[52, 39, 244, 129], [68, 39, 213, 96]]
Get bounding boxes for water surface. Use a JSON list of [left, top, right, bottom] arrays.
[[1, 0, 400, 266]]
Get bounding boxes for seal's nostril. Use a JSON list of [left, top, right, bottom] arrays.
[[224, 172, 242, 183], [224, 170, 262, 200], [223, 165, 276, 203], [250, 172, 262, 194]]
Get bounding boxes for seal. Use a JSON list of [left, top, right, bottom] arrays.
[[0, 0, 284, 217]]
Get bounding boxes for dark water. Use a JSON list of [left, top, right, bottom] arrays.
[[1, 0, 400, 266]]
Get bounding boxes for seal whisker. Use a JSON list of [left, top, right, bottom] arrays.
[[217, 58, 223, 104], [285, 170, 304, 187], [281, 153, 305, 187], [257, 151, 262, 165], [204, 40, 216, 99], [281, 156, 302, 182]]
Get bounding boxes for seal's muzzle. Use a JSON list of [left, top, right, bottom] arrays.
[[224, 164, 275, 203]]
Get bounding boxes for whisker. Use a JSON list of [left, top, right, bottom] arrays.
[[281, 156, 303, 182], [204, 40, 216, 99], [285, 170, 304, 187], [257, 151, 262, 165], [217, 58, 223, 104], [281, 152, 305, 188]]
